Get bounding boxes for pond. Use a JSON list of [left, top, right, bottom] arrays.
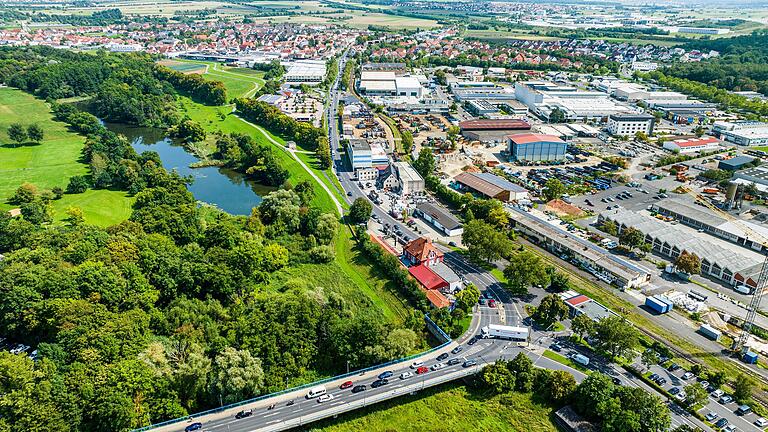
[[105, 123, 270, 215]]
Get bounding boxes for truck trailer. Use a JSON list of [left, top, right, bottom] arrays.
[[645, 295, 674, 314], [481, 324, 529, 342], [698, 324, 721, 341]]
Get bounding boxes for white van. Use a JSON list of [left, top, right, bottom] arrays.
[[734, 285, 752, 295], [306, 385, 327, 399]]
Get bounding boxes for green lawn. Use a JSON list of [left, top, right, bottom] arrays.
[[0, 87, 88, 207], [51, 189, 135, 227], [542, 350, 588, 372], [313, 382, 559, 432]]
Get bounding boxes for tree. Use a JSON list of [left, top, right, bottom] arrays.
[[401, 129, 413, 154], [573, 373, 615, 419], [454, 283, 481, 313], [462, 220, 512, 263], [480, 361, 515, 393], [211, 347, 264, 404], [294, 180, 315, 207], [602, 220, 618, 236], [543, 178, 565, 202], [592, 315, 638, 359], [65, 206, 85, 226], [549, 107, 567, 123], [348, 197, 373, 224], [20, 200, 52, 225], [314, 213, 339, 245], [674, 251, 701, 275], [634, 131, 649, 142], [27, 124, 44, 144], [7, 123, 27, 146], [549, 271, 571, 292], [571, 313, 594, 342], [641, 349, 660, 370], [618, 227, 644, 250], [733, 373, 754, 404], [486, 206, 510, 229], [503, 250, 549, 295], [532, 294, 569, 328], [11, 183, 38, 204], [684, 383, 708, 407], [412, 148, 435, 177], [707, 370, 727, 389], [66, 175, 90, 194], [509, 352, 535, 392], [169, 119, 206, 142], [316, 135, 332, 169], [543, 369, 577, 403]]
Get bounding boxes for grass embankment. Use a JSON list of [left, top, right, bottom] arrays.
[[0, 87, 133, 226], [313, 382, 558, 432], [542, 350, 589, 372]]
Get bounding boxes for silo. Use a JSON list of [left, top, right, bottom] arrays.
[[726, 181, 738, 209]]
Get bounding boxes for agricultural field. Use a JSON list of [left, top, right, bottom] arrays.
[[0, 88, 87, 204], [314, 383, 559, 432]]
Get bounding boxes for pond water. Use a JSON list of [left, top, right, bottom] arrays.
[[105, 123, 270, 215]]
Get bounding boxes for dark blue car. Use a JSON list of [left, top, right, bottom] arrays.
[[378, 371, 393, 380], [185, 423, 203, 432]]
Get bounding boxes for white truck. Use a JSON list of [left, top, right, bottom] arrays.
[[571, 353, 590, 366], [481, 324, 529, 342]]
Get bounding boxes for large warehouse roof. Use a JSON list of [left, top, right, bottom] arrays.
[[508, 133, 564, 145], [459, 119, 530, 131], [454, 172, 526, 198], [474, 172, 527, 193]]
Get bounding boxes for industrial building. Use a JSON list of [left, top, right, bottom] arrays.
[[515, 81, 633, 121], [652, 199, 768, 254], [718, 155, 756, 171], [392, 162, 425, 195], [734, 165, 768, 192], [358, 71, 423, 98], [662, 136, 723, 153], [459, 118, 531, 142], [361, 62, 407, 74], [714, 121, 768, 146], [512, 208, 651, 288], [454, 172, 529, 202], [607, 113, 655, 136], [347, 139, 372, 170], [559, 290, 619, 322], [415, 202, 464, 237], [284, 60, 327, 86], [599, 208, 763, 290], [508, 133, 568, 162]]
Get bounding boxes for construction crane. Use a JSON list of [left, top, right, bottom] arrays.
[[678, 186, 768, 354]]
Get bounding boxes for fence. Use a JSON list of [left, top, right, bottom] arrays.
[[131, 314, 453, 432]]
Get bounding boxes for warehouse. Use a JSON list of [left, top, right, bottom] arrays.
[[607, 113, 655, 136], [347, 139, 372, 169], [599, 208, 763, 290], [718, 155, 756, 171], [393, 162, 425, 195], [507, 133, 568, 162], [559, 291, 619, 322], [714, 121, 768, 146], [454, 172, 529, 202], [284, 60, 327, 86], [415, 202, 464, 237], [512, 208, 651, 288], [515, 81, 633, 121], [361, 62, 407, 74], [662, 136, 723, 153], [459, 118, 531, 142]]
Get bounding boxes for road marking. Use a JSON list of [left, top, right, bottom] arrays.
[[263, 412, 279, 417], [266, 419, 280, 425]]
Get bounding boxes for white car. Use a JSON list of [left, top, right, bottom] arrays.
[[431, 363, 445, 371], [675, 391, 686, 402], [411, 360, 424, 369], [317, 394, 334, 403], [756, 418, 768, 428], [711, 389, 724, 398], [723, 425, 737, 432], [681, 372, 694, 380], [400, 371, 413, 380]]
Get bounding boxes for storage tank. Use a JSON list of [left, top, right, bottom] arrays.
[[726, 181, 738, 209]]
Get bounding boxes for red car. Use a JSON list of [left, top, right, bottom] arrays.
[[488, 299, 497, 308], [416, 366, 429, 375], [340, 381, 353, 390]]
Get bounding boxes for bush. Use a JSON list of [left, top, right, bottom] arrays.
[[309, 245, 335, 263]]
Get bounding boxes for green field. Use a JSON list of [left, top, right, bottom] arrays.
[[313, 382, 558, 432], [51, 189, 135, 227], [0, 87, 88, 205]]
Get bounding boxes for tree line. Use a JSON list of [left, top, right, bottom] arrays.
[[213, 132, 289, 187], [234, 98, 326, 150], [154, 65, 228, 105]]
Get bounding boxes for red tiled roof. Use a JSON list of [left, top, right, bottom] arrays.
[[404, 238, 443, 263], [409, 264, 448, 291], [425, 289, 451, 308], [670, 137, 720, 147], [459, 119, 531, 131], [565, 294, 590, 307], [507, 133, 565, 145]]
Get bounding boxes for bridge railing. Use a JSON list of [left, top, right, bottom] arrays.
[[131, 314, 453, 432]]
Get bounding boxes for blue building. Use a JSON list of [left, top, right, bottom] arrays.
[[508, 133, 567, 162], [347, 139, 372, 170]]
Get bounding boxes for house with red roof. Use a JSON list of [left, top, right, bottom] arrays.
[[403, 237, 443, 267]]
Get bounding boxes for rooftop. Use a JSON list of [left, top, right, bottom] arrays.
[[459, 119, 531, 131], [667, 136, 721, 147], [361, 71, 396, 81], [507, 133, 565, 145], [408, 264, 445, 291], [416, 202, 463, 231]]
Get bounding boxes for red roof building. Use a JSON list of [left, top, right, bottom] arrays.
[[403, 237, 443, 267], [565, 294, 590, 308], [662, 136, 722, 154], [409, 264, 449, 291], [459, 119, 531, 131], [507, 133, 564, 145]]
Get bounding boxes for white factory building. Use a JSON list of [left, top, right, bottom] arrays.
[[607, 113, 655, 136], [284, 60, 327, 86], [515, 81, 634, 122], [358, 71, 423, 98], [713, 121, 768, 147]]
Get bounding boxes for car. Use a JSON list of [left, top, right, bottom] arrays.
[[656, 377, 667, 385], [371, 379, 388, 388], [235, 409, 253, 419], [715, 418, 729, 428], [682, 372, 694, 380], [720, 395, 734, 404], [488, 299, 497, 308], [317, 394, 334, 403], [352, 384, 366, 393], [712, 389, 725, 398], [669, 387, 681, 395], [668, 362, 680, 371], [378, 371, 393, 380], [451, 346, 463, 355], [755, 417, 768, 427], [612, 377, 622, 386], [448, 241, 457, 247], [185, 423, 203, 432], [448, 358, 461, 366], [411, 360, 424, 369], [436, 353, 449, 361], [699, 380, 710, 389], [416, 366, 429, 374], [340, 381, 353, 390], [431, 362, 445, 371], [723, 425, 737, 432], [400, 371, 413, 380], [463, 359, 477, 368], [550, 343, 562, 352], [346, 191, 353, 196], [649, 373, 659, 382], [736, 404, 752, 416], [675, 391, 687, 401], [705, 411, 719, 422], [467, 336, 478, 346]]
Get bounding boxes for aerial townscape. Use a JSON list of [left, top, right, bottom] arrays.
[[10, 1, 768, 432]]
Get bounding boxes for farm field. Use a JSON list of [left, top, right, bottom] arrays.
[[314, 383, 559, 432], [0, 87, 88, 207]]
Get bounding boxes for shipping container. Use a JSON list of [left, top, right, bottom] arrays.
[[645, 295, 672, 314], [744, 351, 759, 364], [698, 324, 721, 341]]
